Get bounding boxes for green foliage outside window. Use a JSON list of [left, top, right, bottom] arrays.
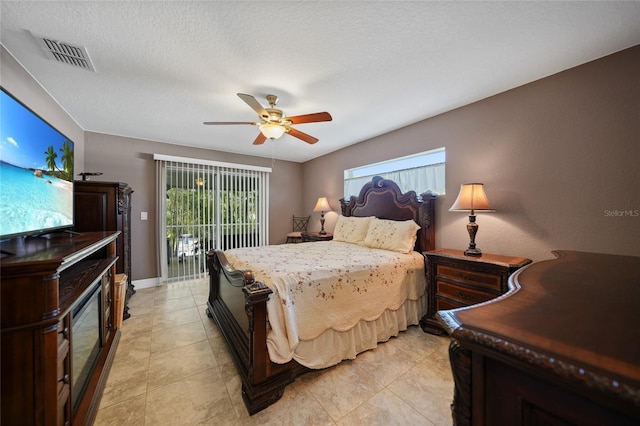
[[165, 183, 260, 254]]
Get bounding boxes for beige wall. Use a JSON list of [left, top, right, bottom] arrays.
[[83, 132, 303, 281], [303, 45, 640, 262]]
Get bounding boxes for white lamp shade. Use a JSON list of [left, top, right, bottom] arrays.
[[449, 183, 494, 212], [313, 197, 331, 212], [258, 123, 286, 139]]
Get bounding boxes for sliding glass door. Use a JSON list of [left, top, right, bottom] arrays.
[[155, 155, 270, 282]]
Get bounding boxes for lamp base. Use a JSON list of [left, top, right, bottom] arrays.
[[319, 213, 326, 234], [464, 214, 482, 256], [464, 247, 482, 256]]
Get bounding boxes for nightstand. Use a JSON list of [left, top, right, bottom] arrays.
[[301, 232, 333, 242], [420, 248, 531, 335]]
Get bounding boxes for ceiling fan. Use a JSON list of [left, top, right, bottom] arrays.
[[204, 93, 332, 145]]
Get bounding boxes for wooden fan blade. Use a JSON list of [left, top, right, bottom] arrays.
[[203, 121, 257, 125], [253, 132, 267, 145], [287, 127, 319, 144], [286, 112, 332, 125], [237, 93, 269, 119]]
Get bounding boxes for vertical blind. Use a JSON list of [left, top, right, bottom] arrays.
[[154, 154, 270, 282]]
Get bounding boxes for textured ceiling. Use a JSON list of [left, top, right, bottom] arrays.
[[2, 1, 639, 163]]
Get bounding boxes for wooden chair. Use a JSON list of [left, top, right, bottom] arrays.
[[285, 215, 310, 243]]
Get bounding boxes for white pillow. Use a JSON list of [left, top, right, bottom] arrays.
[[363, 218, 421, 254], [332, 215, 374, 245]]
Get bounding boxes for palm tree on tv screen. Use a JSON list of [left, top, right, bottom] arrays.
[[43, 141, 74, 181], [44, 145, 58, 172], [60, 140, 73, 180]]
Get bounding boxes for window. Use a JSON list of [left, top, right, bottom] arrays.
[[344, 147, 445, 197]]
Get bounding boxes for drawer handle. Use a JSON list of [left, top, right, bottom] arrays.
[[456, 272, 475, 281], [61, 327, 69, 339], [59, 374, 70, 384], [456, 290, 475, 301]]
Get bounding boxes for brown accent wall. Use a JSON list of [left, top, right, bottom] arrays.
[[303, 45, 640, 262]]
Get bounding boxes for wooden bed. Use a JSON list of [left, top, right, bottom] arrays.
[[205, 176, 436, 414]]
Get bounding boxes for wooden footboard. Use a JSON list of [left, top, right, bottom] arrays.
[[205, 249, 307, 415]]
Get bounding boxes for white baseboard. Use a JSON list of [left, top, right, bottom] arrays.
[[132, 277, 161, 289]]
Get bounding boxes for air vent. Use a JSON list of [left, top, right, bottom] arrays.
[[31, 32, 96, 72]]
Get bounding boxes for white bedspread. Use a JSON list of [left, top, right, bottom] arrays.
[[224, 240, 426, 367]]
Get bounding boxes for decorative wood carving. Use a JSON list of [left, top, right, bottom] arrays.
[[340, 176, 436, 253], [449, 339, 471, 426], [457, 327, 640, 407]]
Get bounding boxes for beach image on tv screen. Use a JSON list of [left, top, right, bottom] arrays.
[[0, 89, 74, 238]]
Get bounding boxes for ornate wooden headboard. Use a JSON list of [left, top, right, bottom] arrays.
[[339, 176, 436, 253]]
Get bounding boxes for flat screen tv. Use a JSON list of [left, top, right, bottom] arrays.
[[0, 87, 75, 240]]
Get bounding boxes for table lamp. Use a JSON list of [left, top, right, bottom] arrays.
[[313, 197, 331, 235], [449, 183, 494, 256]]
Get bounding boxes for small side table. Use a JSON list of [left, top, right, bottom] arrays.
[[301, 232, 333, 242], [420, 248, 531, 335]]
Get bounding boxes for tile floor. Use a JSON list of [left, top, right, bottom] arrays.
[[94, 278, 454, 425]]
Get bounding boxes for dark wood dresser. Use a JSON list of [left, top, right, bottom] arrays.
[[74, 181, 134, 320], [437, 250, 640, 425], [421, 248, 531, 335]]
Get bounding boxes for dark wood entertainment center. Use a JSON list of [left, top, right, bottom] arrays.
[[1, 231, 121, 426], [437, 250, 640, 425]]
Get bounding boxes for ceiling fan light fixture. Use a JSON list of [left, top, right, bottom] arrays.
[[259, 123, 286, 139]]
